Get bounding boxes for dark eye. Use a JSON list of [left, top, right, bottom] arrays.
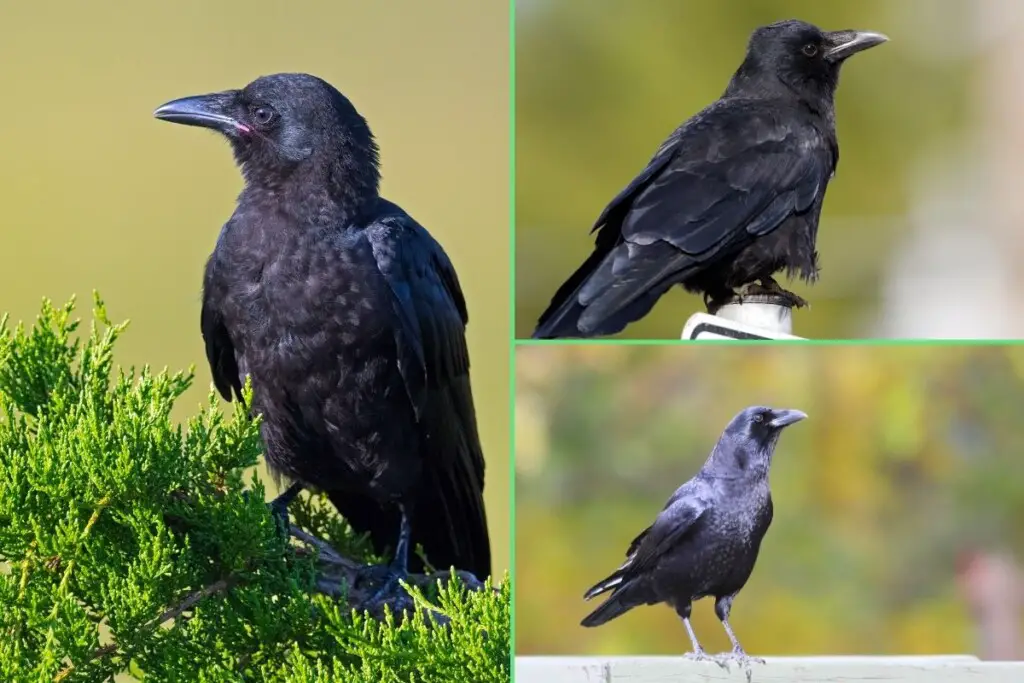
[[251, 105, 278, 126], [802, 43, 819, 57]]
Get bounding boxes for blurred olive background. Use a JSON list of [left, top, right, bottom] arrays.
[[516, 0, 1024, 339], [516, 345, 1024, 656], [0, 0, 509, 575]]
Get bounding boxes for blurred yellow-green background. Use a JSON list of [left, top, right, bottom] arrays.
[[0, 0, 509, 575], [515, 0, 1024, 339], [516, 345, 1024, 657]]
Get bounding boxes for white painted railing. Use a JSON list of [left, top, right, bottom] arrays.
[[681, 297, 803, 340], [515, 655, 1024, 682]]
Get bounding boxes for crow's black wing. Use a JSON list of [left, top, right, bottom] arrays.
[[536, 100, 834, 337], [618, 103, 832, 254], [591, 132, 683, 235], [583, 479, 711, 602], [624, 480, 711, 575], [363, 208, 490, 578], [200, 255, 242, 403]]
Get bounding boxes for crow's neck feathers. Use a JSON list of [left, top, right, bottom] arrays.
[[725, 54, 838, 115], [237, 112, 381, 226], [702, 432, 776, 481]]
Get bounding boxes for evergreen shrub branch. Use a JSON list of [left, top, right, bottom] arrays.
[[0, 295, 510, 683]]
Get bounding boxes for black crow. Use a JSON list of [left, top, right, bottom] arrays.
[[582, 406, 806, 678], [533, 20, 887, 338], [153, 73, 490, 583]]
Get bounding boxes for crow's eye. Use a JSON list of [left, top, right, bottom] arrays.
[[802, 43, 819, 57], [251, 105, 278, 127], [753, 413, 765, 423]]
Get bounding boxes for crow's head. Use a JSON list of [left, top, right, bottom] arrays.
[[154, 73, 380, 209], [740, 405, 807, 446], [707, 405, 806, 477], [734, 19, 887, 100]]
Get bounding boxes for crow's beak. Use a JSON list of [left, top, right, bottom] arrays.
[[824, 29, 888, 62], [769, 409, 807, 429], [154, 91, 249, 135]]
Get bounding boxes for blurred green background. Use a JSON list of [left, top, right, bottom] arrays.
[[0, 0, 509, 576], [516, 344, 1024, 656], [514, 0, 998, 339]]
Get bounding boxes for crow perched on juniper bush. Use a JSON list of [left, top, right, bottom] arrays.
[[533, 20, 887, 339], [153, 73, 490, 584], [582, 406, 806, 678]]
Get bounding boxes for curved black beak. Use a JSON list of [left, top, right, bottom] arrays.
[[153, 91, 248, 135], [768, 408, 807, 429], [824, 29, 888, 62]]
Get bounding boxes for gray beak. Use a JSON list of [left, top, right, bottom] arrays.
[[769, 409, 808, 429], [153, 91, 248, 135], [824, 29, 888, 62]]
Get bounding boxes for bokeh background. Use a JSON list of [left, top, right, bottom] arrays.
[[515, 0, 1024, 339], [0, 0, 509, 575], [516, 345, 1024, 657]]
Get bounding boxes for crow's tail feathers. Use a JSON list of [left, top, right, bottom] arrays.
[[326, 377, 491, 580], [583, 570, 626, 601], [534, 240, 688, 339], [533, 244, 613, 339], [581, 596, 636, 628], [580, 570, 642, 627], [413, 375, 492, 580], [411, 440, 491, 579], [581, 590, 639, 628]]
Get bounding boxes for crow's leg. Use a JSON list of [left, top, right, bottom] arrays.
[[256, 482, 303, 535], [712, 595, 764, 682], [389, 502, 412, 574], [740, 277, 808, 309], [270, 482, 303, 518], [675, 603, 728, 669], [681, 619, 716, 664], [360, 502, 413, 605]]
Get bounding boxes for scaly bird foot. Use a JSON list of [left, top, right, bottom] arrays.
[[740, 281, 808, 309], [357, 563, 411, 606], [684, 649, 730, 670], [714, 649, 765, 683]]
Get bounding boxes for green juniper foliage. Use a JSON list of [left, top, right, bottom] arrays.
[[0, 296, 510, 683]]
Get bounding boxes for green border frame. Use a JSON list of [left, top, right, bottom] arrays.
[[508, 0, 518, 678]]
